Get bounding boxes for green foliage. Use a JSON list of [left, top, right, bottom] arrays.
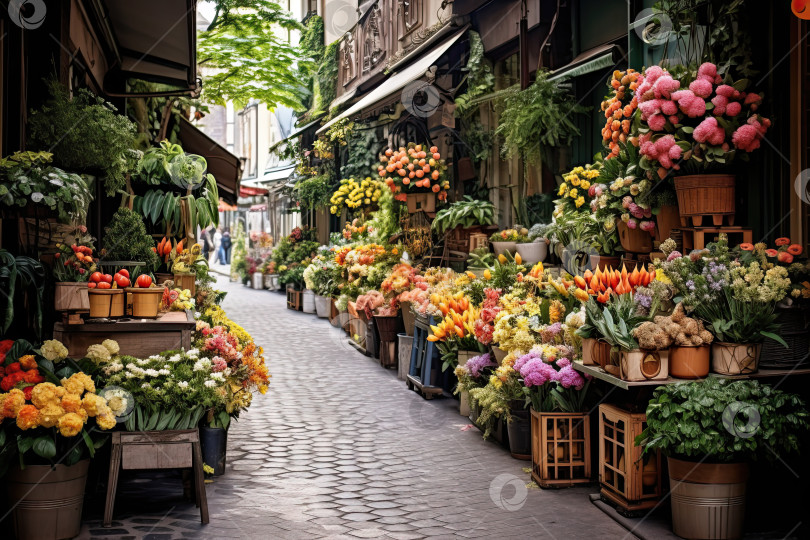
[[231, 222, 247, 282], [0, 152, 93, 223], [101, 207, 160, 271], [637, 378, 808, 462], [695, 289, 786, 345], [294, 170, 334, 210], [198, 1, 307, 109], [0, 251, 45, 341], [126, 80, 209, 149], [495, 71, 587, 165], [431, 196, 495, 235], [455, 31, 495, 118], [342, 125, 381, 180], [466, 247, 494, 269], [366, 189, 402, 244], [28, 80, 138, 196]]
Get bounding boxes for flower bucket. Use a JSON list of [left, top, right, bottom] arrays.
[[314, 294, 331, 318], [250, 272, 263, 290], [619, 349, 669, 381], [712, 342, 760, 375], [200, 426, 228, 476], [581, 338, 598, 366], [457, 350, 480, 416], [491, 241, 516, 256], [593, 339, 612, 368], [668, 457, 749, 540], [492, 345, 508, 364], [616, 219, 653, 253], [507, 405, 531, 460], [655, 204, 681, 243], [406, 192, 436, 214], [669, 345, 710, 379], [6, 459, 89, 540], [516, 242, 547, 264], [263, 273, 279, 290], [374, 313, 403, 343], [175, 273, 197, 296], [302, 289, 316, 313], [397, 333, 414, 381], [674, 174, 736, 227], [591, 255, 620, 272], [154, 272, 173, 285], [88, 289, 124, 318], [54, 282, 89, 311], [400, 301, 416, 337], [127, 287, 163, 319]]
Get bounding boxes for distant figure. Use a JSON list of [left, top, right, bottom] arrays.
[[201, 226, 212, 261], [220, 228, 232, 264], [210, 227, 222, 265]]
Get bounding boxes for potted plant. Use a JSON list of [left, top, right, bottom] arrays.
[[262, 260, 279, 290], [170, 241, 204, 296], [640, 303, 714, 379], [490, 228, 523, 256], [466, 247, 495, 277], [516, 223, 550, 265], [455, 352, 497, 421], [100, 207, 160, 276], [377, 143, 450, 212], [0, 340, 119, 540], [636, 378, 808, 540], [431, 195, 495, 238], [634, 63, 770, 227], [52, 227, 97, 312]]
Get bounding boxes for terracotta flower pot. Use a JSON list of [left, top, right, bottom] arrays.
[[712, 342, 761, 375], [668, 457, 749, 540], [674, 174, 736, 227], [669, 345, 710, 379], [617, 219, 653, 253]]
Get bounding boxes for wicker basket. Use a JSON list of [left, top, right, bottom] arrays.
[[759, 306, 809, 368], [674, 174, 736, 227]]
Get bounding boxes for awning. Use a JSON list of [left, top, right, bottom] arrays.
[[100, 0, 198, 92], [548, 44, 625, 82], [242, 165, 296, 188], [239, 186, 268, 197], [218, 200, 238, 211], [318, 27, 467, 134], [177, 118, 243, 204], [249, 204, 267, 212]]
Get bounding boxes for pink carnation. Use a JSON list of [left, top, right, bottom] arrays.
[[689, 78, 713, 98]]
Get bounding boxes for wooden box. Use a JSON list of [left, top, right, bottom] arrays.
[[469, 233, 488, 252], [618, 349, 669, 381], [53, 310, 194, 358], [54, 282, 90, 312], [531, 410, 591, 488], [286, 289, 302, 311], [598, 404, 662, 514], [406, 192, 436, 214]]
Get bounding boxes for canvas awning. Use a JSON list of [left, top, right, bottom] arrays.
[[239, 186, 268, 197], [548, 44, 625, 82], [177, 118, 243, 204], [99, 0, 198, 92], [317, 27, 467, 134], [242, 165, 296, 188]]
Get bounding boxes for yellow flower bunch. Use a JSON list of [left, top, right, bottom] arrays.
[[557, 164, 601, 212], [329, 177, 385, 214]]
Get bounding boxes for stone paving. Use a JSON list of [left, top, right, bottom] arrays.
[[78, 277, 633, 539]]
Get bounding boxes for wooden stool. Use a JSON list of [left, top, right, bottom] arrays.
[[104, 429, 209, 527], [681, 226, 753, 251]]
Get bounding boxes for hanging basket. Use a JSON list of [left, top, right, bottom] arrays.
[[88, 289, 125, 318], [616, 220, 653, 253], [127, 287, 163, 319], [674, 174, 736, 227]]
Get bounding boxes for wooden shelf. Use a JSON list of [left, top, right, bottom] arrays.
[[573, 361, 810, 390]]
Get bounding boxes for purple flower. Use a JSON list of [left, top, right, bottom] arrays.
[[519, 358, 557, 388], [467, 353, 496, 377], [635, 292, 653, 309], [557, 365, 585, 389], [685, 279, 695, 291], [556, 357, 571, 368], [514, 351, 540, 373]]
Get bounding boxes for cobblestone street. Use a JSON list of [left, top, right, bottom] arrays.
[[79, 277, 632, 539]]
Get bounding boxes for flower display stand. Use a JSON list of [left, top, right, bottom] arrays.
[[104, 430, 209, 527], [530, 410, 591, 488], [674, 174, 736, 227], [286, 288, 302, 311], [598, 404, 662, 515], [406, 315, 443, 399], [681, 226, 752, 251]]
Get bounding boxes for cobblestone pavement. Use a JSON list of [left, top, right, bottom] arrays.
[[78, 277, 633, 539]]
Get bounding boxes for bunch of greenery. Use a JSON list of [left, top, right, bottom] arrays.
[[342, 125, 381, 180], [0, 151, 93, 223], [28, 80, 138, 196], [637, 378, 807, 462], [495, 71, 587, 165], [230, 222, 248, 283], [294, 167, 334, 210], [455, 31, 495, 118], [466, 247, 494, 270], [431, 196, 495, 235], [101, 207, 159, 271], [0, 251, 45, 341]]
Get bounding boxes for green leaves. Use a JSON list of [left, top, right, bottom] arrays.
[[431, 196, 495, 235], [32, 436, 56, 459]]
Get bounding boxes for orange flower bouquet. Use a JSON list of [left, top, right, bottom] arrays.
[[377, 143, 450, 203]]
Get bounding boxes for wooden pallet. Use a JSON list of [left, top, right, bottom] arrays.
[[681, 226, 752, 251], [406, 316, 443, 399]]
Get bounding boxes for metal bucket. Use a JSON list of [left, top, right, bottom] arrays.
[[200, 426, 228, 476], [397, 333, 413, 380], [302, 289, 316, 313]]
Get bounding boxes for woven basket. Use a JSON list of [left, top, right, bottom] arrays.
[[759, 306, 809, 368], [674, 174, 735, 227]]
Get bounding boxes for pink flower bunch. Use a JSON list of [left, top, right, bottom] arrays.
[[693, 117, 726, 145], [639, 134, 682, 168], [514, 352, 557, 388], [635, 66, 683, 130], [204, 329, 240, 362], [474, 288, 502, 345], [355, 290, 385, 318], [211, 356, 227, 372], [732, 116, 771, 152]]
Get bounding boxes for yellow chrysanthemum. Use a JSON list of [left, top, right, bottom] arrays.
[[57, 412, 85, 437]]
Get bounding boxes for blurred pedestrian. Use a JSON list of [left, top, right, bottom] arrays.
[[220, 228, 232, 264], [210, 227, 222, 265]]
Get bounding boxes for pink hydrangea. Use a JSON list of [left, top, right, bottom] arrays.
[[715, 85, 736, 98], [732, 124, 759, 151], [638, 99, 662, 119], [672, 89, 707, 118], [693, 117, 725, 145], [668, 144, 682, 160], [726, 102, 742, 116], [653, 75, 680, 98], [744, 93, 762, 105], [660, 100, 678, 116], [698, 62, 718, 80], [689, 78, 713, 98], [647, 113, 666, 131], [711, 94, 728, 115]]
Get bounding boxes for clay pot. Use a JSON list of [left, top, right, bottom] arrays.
[[491, 241, 517, 256], [617, 219, 653, 253], [669, 345, 710, 379]]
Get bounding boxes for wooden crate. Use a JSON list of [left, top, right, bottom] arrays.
[[286, 289, 302, 311], [598, 404, 662, 514], [531, 410, 591, 488], [469, 233, 488, 252], [681, 226, 752, 251]]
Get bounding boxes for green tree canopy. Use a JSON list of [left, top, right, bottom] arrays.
[[198, 1, 313, 110]]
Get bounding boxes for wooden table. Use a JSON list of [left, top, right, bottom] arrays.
[[53, 310, 195, 358]]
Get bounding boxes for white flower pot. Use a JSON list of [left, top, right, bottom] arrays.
[[491, 241, 516, 256], [314, 295, 331, 318], [251, 272, 264, 289], [516, 242, 547, 264], [302, 289, 316, 313]]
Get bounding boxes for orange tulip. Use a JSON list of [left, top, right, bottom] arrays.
[[629, 266, 640, 287], [574, 275, 587, 290]]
